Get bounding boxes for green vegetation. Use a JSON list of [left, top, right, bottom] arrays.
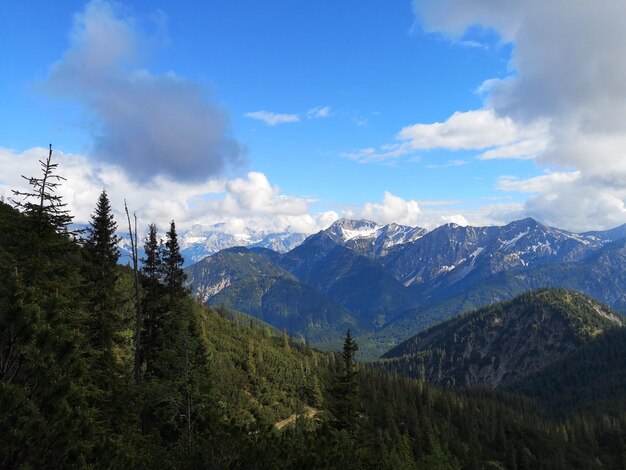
[[2, 151, 626, 468], [186, 248, 359, 343], [379, 288, 623, 388]]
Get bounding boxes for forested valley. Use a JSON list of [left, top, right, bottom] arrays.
[[2, 151, 626, 469]]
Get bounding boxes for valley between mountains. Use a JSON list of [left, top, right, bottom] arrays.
[[185, 217, 626, 358]]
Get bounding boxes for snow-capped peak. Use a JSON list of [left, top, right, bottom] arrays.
[[178, 223, 307, 266], [324, 218, 427, 255], [325, 218, 382, 243]]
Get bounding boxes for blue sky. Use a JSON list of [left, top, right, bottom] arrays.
[[2, 1, 625, 233]]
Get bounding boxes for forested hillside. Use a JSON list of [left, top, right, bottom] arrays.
[[2, 152, 626, 469], [379, 289, 623, 388]]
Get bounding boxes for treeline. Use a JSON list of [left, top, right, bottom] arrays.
[[1, 149, 625, 468]]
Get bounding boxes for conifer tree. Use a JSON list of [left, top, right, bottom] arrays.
[[144, 220, 212, 448], [83, 189, 121, 354], [11, 144, 73, 235], [162, 220, 186, 300], [332, 329, 360, 431], [2, 147, 89, 467], [141, 223, 164, 375], [142, 223, 162, 282]]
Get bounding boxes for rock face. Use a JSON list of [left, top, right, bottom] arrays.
[[379, 289, 623, 389], [324, 218, 427, 258], [381, 218, 607, 292]]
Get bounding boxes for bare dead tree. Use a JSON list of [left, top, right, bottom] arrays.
[[125, 200, 142, 383]]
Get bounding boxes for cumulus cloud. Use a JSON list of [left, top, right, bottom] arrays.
[[413, 0, 626, 229], [344, 108, 548, 163], [522, 179, 626, 232], [360, 191, 423, 226], [2, 146, 531, 237], [244, 111, 300, 126], [45, 0, 245, 183], [306, 106, 332, 119], [0, 146, 337, 236], [496, 171, 626, 231], [398, 109, 542, 151], [341, 191, 519, 230]]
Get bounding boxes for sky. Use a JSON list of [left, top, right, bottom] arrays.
[[1, 0, 626, 235]]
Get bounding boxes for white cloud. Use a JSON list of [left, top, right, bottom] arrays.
[[479, 137, 547, 160], [497, 171, 581, 193], [495, 171, 626, 231], [244, 111, 300, 126], [219, 172, 309, 216], [399, 109, 533, 150], [1, 146, 543, 235], [360, 191, 423, 226], [0, 146, 335, 236], [522, 179, 626, 232], [413, 0, 626, 230], [341, 145, 410, 163], [343, 191, 521, 230], [426, 159, 467, 169], [306, 106, 332, 119], [344, 108, 548, 163]]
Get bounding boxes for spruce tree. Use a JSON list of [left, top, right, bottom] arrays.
[[11, 144, 73, 235], [83, 189, 121, 354], [141, 223, 165, 376], [162, 220, 186, 300], [145, 220, 212, 448], [2, 147, 90, 467], [142, 223, 162, 282], [332, 329, 360, 431], [81, 189, 130, 450]]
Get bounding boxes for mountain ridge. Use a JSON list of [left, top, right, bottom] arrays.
[[378, 288, 623, 388], [185, 216, 626, 356]]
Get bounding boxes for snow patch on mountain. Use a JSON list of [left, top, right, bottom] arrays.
[[324, 218, 428, 258], [179, 224, 307, 265]]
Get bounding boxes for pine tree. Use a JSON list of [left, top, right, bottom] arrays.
[[332, 329, 360, 432], [142, 223, 162, 282], [83, 189, 121, 354], [81, 189, 130, 450], [144, 220, 212, 449], [1, 147, 90, 467], [141, 223, 165, 376], [162, 220, 186, 301], [342, 329, 358, 378], [11, 144, 73, 235]]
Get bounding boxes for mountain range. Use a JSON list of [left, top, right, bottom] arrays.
[[117, 223, 308, 267], [179, 224, 308, 266], [185, 217, 626, 357]]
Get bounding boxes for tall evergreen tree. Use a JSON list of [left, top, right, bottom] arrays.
[[83, 189, 121, 354], [141, 223, 165, 376], [1, 147, 90, 468], [141, 223, 162, 282], [332, 329, 360, 432], [162, 220, 186, 300], [82, 190, 139, 461]]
